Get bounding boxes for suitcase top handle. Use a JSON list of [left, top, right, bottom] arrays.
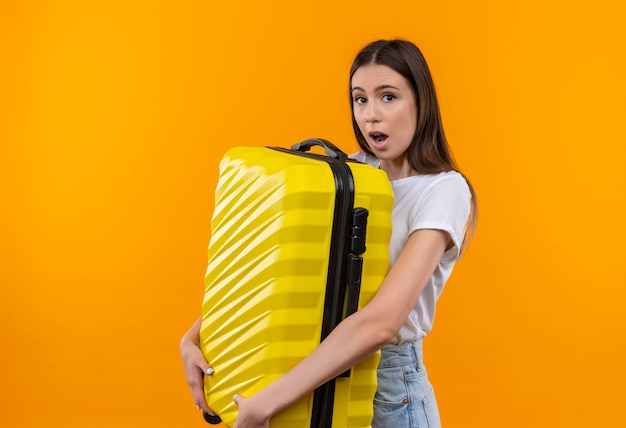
[[291, 138, 348, 161]]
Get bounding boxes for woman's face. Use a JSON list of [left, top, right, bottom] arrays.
[[351, 64, 417, 164]]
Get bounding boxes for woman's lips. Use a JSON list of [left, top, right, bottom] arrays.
[[368, 132, 389, 148]]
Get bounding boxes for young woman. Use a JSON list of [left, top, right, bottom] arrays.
[[180, 39, 477, 428]]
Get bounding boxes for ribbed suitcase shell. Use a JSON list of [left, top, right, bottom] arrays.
[[200, 145, 393, 427]]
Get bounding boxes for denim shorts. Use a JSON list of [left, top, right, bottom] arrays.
[[372, 339, 441, 428]]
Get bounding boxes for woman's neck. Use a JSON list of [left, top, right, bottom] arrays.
[[380, 158, 417, 181]]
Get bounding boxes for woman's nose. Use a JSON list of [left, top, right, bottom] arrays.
[[364, 102, 380, 123]]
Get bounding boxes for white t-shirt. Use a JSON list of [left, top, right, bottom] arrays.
[[351, 151, 471, 344]]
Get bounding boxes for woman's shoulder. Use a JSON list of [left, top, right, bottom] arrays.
[[422, 170, 470, 196], [393, 170, 470, 203], [429, 170, 468, 187], [395, 170, 467, 188]]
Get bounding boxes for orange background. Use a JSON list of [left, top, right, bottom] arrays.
[[1, 1, 625, 427]]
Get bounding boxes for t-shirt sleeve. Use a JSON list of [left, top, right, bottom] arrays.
[[408, 172, 472, 261]]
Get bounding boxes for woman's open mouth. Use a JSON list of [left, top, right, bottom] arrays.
[[369, 132, 389, 147]]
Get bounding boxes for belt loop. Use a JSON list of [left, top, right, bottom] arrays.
[[413, 339, 423, 368]]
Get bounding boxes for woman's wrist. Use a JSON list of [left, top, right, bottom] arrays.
[[181, 318, 202, 348], [180, 329, 200, 352]]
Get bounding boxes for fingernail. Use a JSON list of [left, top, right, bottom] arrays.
[[196, 404, 200, 411], [206, 367, 214, 375]]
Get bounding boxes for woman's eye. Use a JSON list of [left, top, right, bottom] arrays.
[[354, 96, 366, 104], [383, 94, 396, 102]]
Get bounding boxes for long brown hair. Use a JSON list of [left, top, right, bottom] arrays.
[[349, 39, 477, 255]]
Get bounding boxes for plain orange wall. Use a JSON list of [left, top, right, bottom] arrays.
[[1, 1, 625, 427]]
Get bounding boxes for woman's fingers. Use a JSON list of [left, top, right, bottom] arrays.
[[181, 343, 215, 415], [190, 363, 215, 415], [232, 394, 269, 428]]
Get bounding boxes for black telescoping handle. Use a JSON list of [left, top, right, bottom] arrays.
[[291, 138, 348, 161], [345, 208, 368, 317], [338, 208, 369, 379]]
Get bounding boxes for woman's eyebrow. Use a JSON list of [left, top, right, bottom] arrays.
[[351, 84, 400, 92]]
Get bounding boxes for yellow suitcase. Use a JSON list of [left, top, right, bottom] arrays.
[[199, 139, 393, 427]]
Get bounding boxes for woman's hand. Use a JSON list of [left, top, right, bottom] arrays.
[[233, 394, 271, 428], [180, 317, 215, 415]]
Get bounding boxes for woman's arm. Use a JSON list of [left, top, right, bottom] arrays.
[[180, 316, 215, 415], [232, 228, 450, 428]]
